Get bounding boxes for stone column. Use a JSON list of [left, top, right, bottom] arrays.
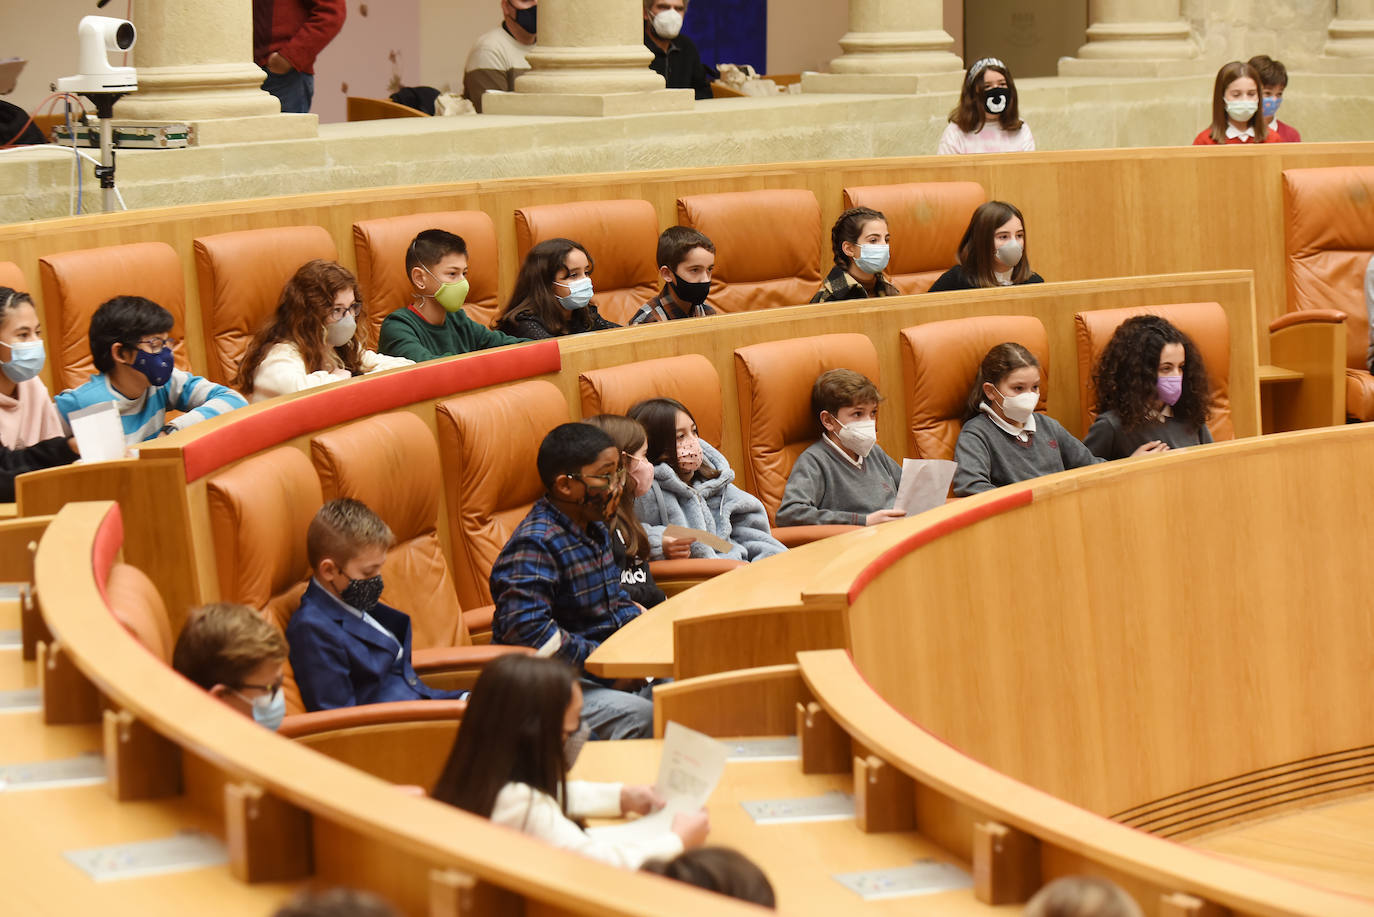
[[484, 0, 694, 117], [802, 0, 964, 95], [1325, 0, 1374, 57], [114, 0, 316, 143], [1058, 0, 1201, 77]]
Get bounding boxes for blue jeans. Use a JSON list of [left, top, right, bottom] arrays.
[[580, 677, 654, 740], [261, 68, 314, 114]]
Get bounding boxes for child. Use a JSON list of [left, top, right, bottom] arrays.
[[1023, 876, 1143, 917], [584, 414, 667, 608], [377, 229, 528, 362], [0, 286, 64, 448], [172, 602, 289, 731], [432, 655, 709, 867], [56, 295, 247, 446], [490, 422, 654, 739], [928, 201, 1044, 292], [630, 226, 719, 324], [952, 343, 1104, 496], [937, 57, 1034, 155], [287, 498, 468, 712], [237, 260, 413, 403], [810, 208, 900, 303], [1248, 55, 1301, 143], [1193, 61, 1276, 145], [777, 369, 904, 527], [628, 398, 786, 562], [1085, 315, 1212, 460], [494, 239, 620, 339], [642, 847, 776, 909]]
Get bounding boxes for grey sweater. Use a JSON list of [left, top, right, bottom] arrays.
[[777, 439, 901, 526], [952, 412, 1102, 496], [1083, 409, 1212, 460]]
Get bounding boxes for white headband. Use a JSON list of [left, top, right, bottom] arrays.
[[966, 57, 1006, 87]]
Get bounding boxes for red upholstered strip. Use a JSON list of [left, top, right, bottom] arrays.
[[182, 341, 562, 483], [92, 503, 125, 601], [846, 489, 1033, 605]]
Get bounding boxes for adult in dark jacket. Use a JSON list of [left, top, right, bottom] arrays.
[[643, 0, 714, 100]]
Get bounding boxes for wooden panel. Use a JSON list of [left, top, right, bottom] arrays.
[[295, 720, 461, 788], [651, 664, 807, 737]]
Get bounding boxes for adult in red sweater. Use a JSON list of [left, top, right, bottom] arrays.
[[253, 0, 346, 114]]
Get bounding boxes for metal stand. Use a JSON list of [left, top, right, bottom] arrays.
[[83, 92, 125, 213]]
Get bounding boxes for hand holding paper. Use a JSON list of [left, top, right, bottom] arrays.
[[66, 401, 127, 463], [893, 459, 957, 516]]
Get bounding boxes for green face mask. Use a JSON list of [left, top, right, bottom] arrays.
[[421, 263, 470, 313]]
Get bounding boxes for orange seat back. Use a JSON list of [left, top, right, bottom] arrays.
[[106, 562, 175, 665], [842, 182, 987, 294], [0, 261, 27, 293], [578, 354, 723, 448]]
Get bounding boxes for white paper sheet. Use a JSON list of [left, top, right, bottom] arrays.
[[66, 401, 126, 463], [893, 459, 957, 516]]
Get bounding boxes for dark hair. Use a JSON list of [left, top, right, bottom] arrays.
[[641, 847, 777, 909], [536, 422, 616, 490], [406, 229, 468, 276], [656, 226, 715, 272], [431, 655, 577, 819], [584, 414, 652, 560], [0, 286, 34, 327], [497, 238, 594, 338], [964, 342, 1039, 420], [1208, 61, 1267, 145], [1092, 315, 1212, 430], [1247, 54, 1288, 89], [89, 295, 174, 374], [949, 58, 1021, 134], [628, 397, 719, 481], [955, 201, 1032, 287], [1023, 876, 1143, 917], [272, 888, 400, 917], [829, 207, 887, 270], [235, 260, 365, 395]]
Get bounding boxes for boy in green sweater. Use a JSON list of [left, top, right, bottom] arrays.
[[378, 229, 527, 363]]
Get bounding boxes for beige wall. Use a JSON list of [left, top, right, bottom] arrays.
[[419, 0, 491, 98], [3, 0, 91, 117], [313, 1, 422, 124]]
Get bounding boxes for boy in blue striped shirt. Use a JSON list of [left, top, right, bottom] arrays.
[[56, 296, 247, 446]]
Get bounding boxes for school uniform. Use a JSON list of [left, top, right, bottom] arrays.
[[1192, 124, 1284, 144], [952, 406, 1102, 496], [1083, 409, 1213, 461], [777, 436, 901, 526]]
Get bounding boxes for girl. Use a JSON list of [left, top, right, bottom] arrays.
[[0, 287, 64, 448], [937, 57, 1034, 155], [1193, 61, 1275, 145], [1085, 315, 1212, 460], [431, 655, 708, 869], [584, 413, 667, 608], [495, 238, 620, 340], [236, 260, 412, 403], [951, 343, 1104, 496], [628, 398, 786, 563], [810, 207, 900, 303], [928, 201, 1044, 292]]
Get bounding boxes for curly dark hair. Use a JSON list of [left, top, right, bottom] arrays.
[[1092, 315, 1212, 431]]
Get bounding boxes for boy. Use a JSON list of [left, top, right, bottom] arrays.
[[377, 229, 528, 363], [56, 296, 247, 446], [490, 422, 653, 739], [172, 602, 289, 730], [629, 226, 718, 325], [777, 369, 905, 527], [288, 498, 468, 711], [1248, 55, 1301, 143]]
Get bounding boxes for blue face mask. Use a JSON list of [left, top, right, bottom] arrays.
[[131, 346, 175, 387], [554, 276, 594, 311], [1262, 96, 1282, 119], [1, 339, 45, 383], [235, 686, 286, 731], [854, 243, 890, 275]]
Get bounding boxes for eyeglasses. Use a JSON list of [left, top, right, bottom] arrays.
[[236, 678, 284, 701], [135, 335, 177, 352], [567, 467, 627, 490], [326, 303, 363, 323]]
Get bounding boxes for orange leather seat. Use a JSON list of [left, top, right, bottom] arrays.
[[436, 380, 570, 610], [1282, 166, 1374, 419], [38, 242, 191, 392], [514, 200, 660, 325], [352, 211, 502, 333], [193, 225, 339, 384], [578, 354, 724, 448], [1074, 302, 1233, 441], [0, 261, 26, 293], [106, 562, 176, 665], [900, 315, 1051, 461], [676, 189, 822, 314], [842, 182, 987, 294]]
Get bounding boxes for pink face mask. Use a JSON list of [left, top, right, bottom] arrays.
[[677, 436, 703, 474], [628, 454, 654, 497]]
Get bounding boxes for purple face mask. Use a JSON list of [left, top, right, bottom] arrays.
[[1157, 374, 1183, 406]]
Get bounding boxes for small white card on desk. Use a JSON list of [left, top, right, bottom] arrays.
[[64, 830, 228, 882], [894, 459, 957, 516], [67, 401, 126, 463], [741, 789, 855, 824], [832, 860, 973, 900], [726, 736, 800, 761]]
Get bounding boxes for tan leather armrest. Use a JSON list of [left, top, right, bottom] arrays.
[[773, 524, 861, 548], [1270, 309, 1347, 332], [411, 643, 534, 673], [649, 558, 748, 579], [462, 604, 494, 634], [278, 699, 467, 738]]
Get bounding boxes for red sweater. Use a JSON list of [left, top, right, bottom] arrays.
[[253, 0, 346, 75], [1192, 126, 1283, 145], [1270, 120, 1302, 142]]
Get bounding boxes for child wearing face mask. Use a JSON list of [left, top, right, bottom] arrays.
[[928, 200, 1044, 292], [1193, 61, 1278, 145], [56, 295, 247, 446], [811, 208, 901, 303], [288, 498, 469, 712], [377, 229, 528, 363], [630, 227, 719, 324], [495, 238, 621, 340], [1248, 55, 1301, 143], [938, 57, 1034, 156], [432, 655, 709, 867], [172, 602, 290, 732], [1085, 315, 1212, 460], [0, 286, 64, 448], [952, 343, 1103, 496], [777, 369, 904, 527], [237, 259, 412, 403], [584, 414, 668, 608]]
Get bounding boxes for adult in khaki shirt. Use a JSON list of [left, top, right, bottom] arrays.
[[463, 0, 537, 113]]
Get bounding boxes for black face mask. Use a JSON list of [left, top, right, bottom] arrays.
[[982, 87, 1009, 115], [514, 5, 537, 34], [341, 574, 385, 613], [670, 274, 711, 307]]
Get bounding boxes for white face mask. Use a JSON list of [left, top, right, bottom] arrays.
[[563, 722, 590, 769], [1226, 99, 1258, 122], [651, 8, 683, 39], [554, 276, 594, 311], [831, 416, 877, 458], [991, 387, 1038, 425]]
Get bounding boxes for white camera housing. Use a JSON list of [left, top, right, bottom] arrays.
[[56, 16, 137, 95]]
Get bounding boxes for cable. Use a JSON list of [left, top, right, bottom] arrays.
[[0, 91, 88, 149], [65, 98, 81, 214]]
